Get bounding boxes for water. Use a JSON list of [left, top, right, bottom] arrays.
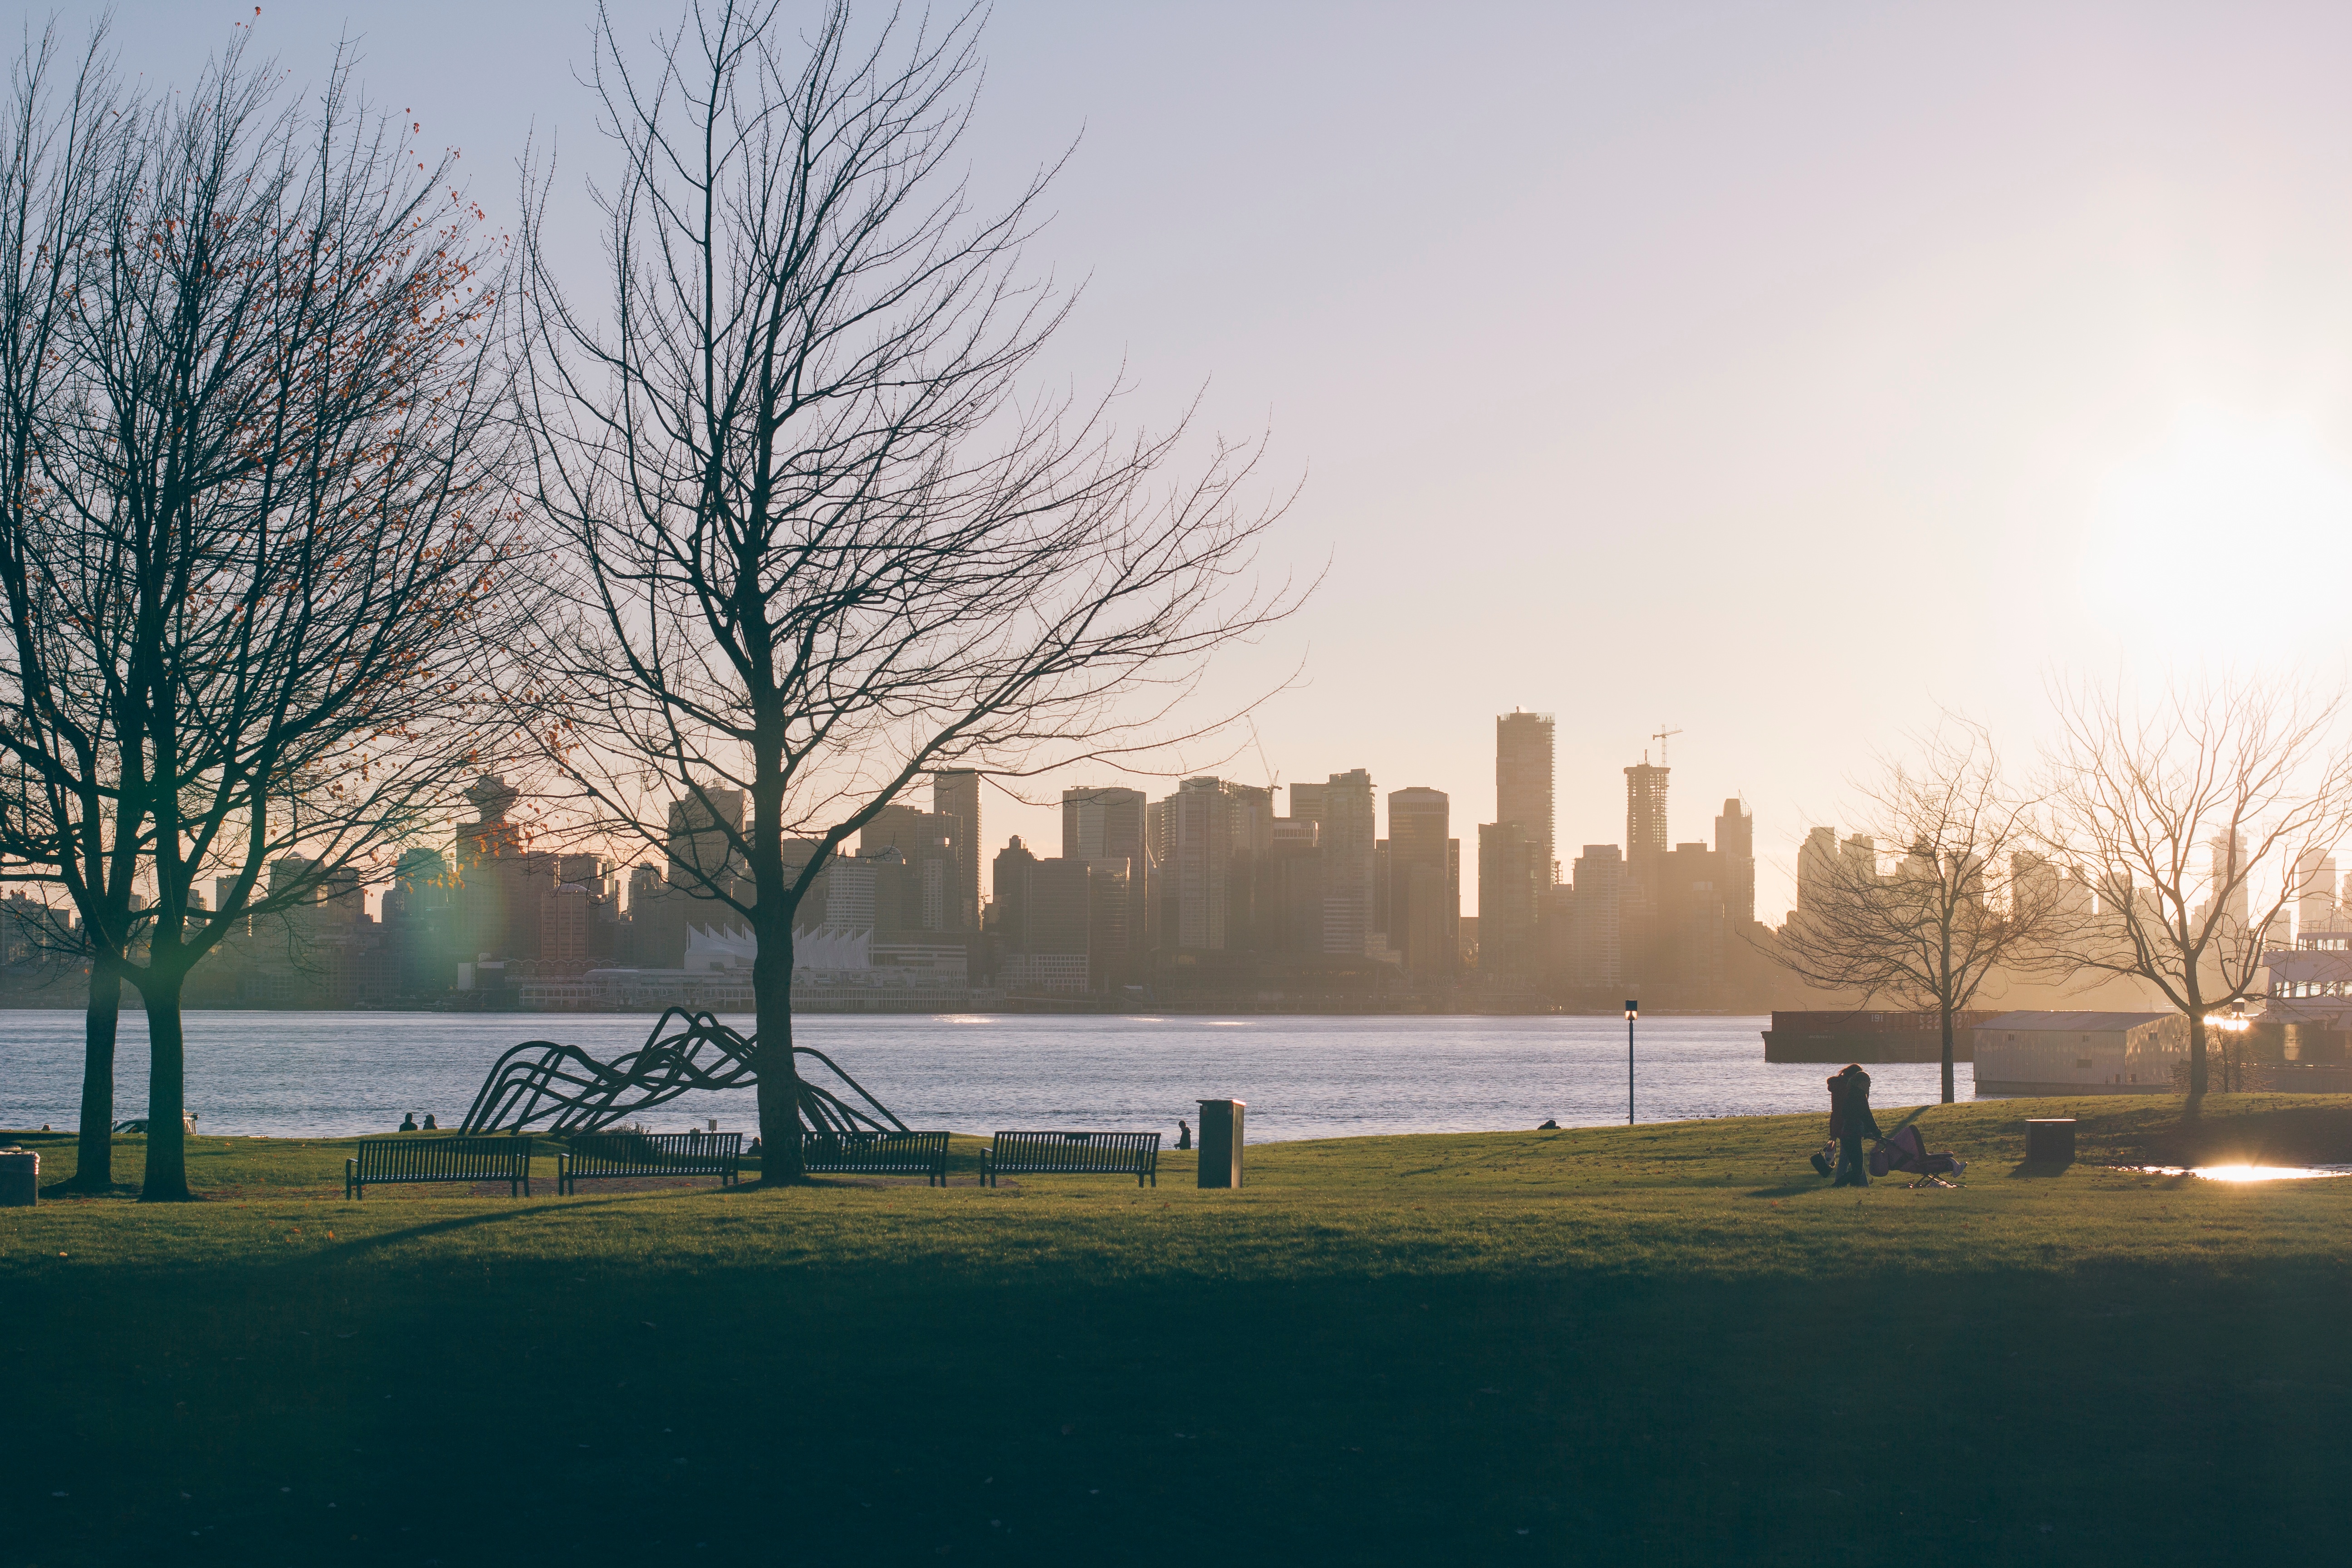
[[0, 1010, 1980, 1142], [2128, 1164, 2352, 1182]]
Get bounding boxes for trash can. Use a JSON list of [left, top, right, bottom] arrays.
[[2024, 1118, 2076, 1164], [0, 1147, 37, 1208], [1197, 1099, 1245, 1189]]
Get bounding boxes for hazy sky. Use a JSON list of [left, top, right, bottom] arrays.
[[34, 1, 2352, 916]]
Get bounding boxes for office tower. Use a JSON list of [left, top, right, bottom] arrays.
[[1388, 787, 1455, 980], [665, 785, 745, 890], [2297, 849, 2339, 934], [1168, 777, 1233, 950], [992, 835, 1104, 994], [1795, 826, 1838, 918], [1624, 760, 1669, 859], [862, 802, 964, 932], [1569, 845, 1622, 987], [1061, 784, 1153, 968], [1715, 798, 1756, 926], [1495, 710, 1555, 881], [1478, 822, 1543, 979], [1295, 769, 1376, 956], [931, 769, 983, 931], [990, 836, 1038, 942], [1259, 815, 1324, 953]]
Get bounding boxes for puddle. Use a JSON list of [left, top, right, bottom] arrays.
[[2125, 1164, 2352, 1183]]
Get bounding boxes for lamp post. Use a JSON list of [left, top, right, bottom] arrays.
[[2207, 1000, 2251, 1093], [1625, 999, 1639, 1125]]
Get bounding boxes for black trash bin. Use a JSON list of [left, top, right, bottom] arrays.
[[2024, 1118, 2076, 1164], [1197, 1098, 1245, 1189]]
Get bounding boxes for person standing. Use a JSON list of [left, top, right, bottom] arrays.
[[1827, 1063, 1880, 1187]]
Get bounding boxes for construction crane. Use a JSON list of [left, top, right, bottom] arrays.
[[1652, 724, 1683, 765], [1247, 716, 1280, 794]]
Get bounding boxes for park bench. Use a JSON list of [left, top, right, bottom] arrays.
[[345, 1136, 534, 1199], [798, 1130, 952, 1186], [981, 1130, 1160, 1188], [557, 1131, 743, 1195]]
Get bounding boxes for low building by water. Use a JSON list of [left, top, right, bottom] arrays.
[[1972, 1010, 2186, 1094]]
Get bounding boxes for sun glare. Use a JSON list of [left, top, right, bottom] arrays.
[[2080, 407, 2352, 653]]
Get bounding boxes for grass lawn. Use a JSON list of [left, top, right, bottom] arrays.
[[7, 1095, 2352, 1565]]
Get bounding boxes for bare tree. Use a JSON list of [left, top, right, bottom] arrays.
[[2042, 675, 2352, 1102], [515, 1, 1294, 1179], [1770, 722, 2067, 1103], [0, 23, 142, 1191], [0, 33, 514, 1199]]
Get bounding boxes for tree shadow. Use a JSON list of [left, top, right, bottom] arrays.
[[1746, 1180, 1830, 1198]]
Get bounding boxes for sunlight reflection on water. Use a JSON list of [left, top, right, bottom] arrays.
[[2131, 1164, 2352, 1182]]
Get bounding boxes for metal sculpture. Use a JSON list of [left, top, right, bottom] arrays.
[[460, 1007, 907, 1137]]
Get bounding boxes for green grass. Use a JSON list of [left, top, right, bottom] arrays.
[[7, 1096, 2352, 1565]]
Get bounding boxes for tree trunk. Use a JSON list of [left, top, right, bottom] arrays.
[[2185, 1005, 2208, 1108], [62, 956, 122, 1192], [1939, 1000, 1956, 1105], [752, 914, 803, 1184], [136, 967, 194, 1202]]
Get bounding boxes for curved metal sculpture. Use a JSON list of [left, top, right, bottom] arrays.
[[460, 1006, 907, 1137]]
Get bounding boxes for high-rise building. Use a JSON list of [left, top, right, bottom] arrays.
[[2297, 849, 2340, 935], [862, 802, 964, 933], [1167, 777, 1234, 950], [1478, 822, 1543, 979], [1060, 784, 1153, 973], [931, 769, 983, 931], [1569, 844, 1622, 988], [1257, 816, 1324, 953], [1294, 769, 1376, 956], [1715, 798, 1755, 927], [1625, 760, 1669, 860], [1496, 710, 1555, 882], [1388, 787, 1455, 980], [666, 785, 745, 893]]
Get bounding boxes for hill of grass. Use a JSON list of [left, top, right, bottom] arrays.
[[7, 1094, 2352, 1565]]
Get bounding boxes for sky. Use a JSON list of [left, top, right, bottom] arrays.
[[31, 0, 2352, 918]]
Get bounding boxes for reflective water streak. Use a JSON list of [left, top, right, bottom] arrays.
[[2130, 1164, 2352, 1182]]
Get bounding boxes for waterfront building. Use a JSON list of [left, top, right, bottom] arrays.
[[932, 769, 984, 931], [1387, 786, 1456, 981], [1495, 710, 1555, 881]]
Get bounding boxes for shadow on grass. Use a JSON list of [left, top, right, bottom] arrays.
[[2007, 1159, 2074, 1178]]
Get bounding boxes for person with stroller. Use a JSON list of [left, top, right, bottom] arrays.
[[1824, 1063, 1880, 1187]]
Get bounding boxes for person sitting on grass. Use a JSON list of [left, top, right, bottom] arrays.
[[1826, 1063, 1880, 1187], [398, 1112, 419, 1132]]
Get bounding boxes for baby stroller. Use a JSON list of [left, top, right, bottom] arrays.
[[1868, 1122, 1966, 1188]]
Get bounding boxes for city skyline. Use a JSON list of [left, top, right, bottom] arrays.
[[39, 0, 2352, 930]]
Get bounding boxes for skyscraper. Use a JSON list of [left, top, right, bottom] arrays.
[[1495, 710, 1555, 881], [1387, 787, 1455, 980], [1569, 844, 1623, 987], [1715, 797, 1755, 927], [1061, 784, 1153, 965], [1478, 821, 1542, 979], [1168, 777, 1233, 950], [1294, 769, 1376, 956], [931, 769, 982, 931], [1624, 760, 1669, 859]]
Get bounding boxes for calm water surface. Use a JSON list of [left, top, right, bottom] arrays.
[[0, 1010, 1985, 1142]]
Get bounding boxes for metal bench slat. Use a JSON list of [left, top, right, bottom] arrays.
[[347, 1137, 534, 1198], [797, 1131, 951, 1186], [558, 1132, 743, 1194], [982, 1131, 1160, 1187]]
